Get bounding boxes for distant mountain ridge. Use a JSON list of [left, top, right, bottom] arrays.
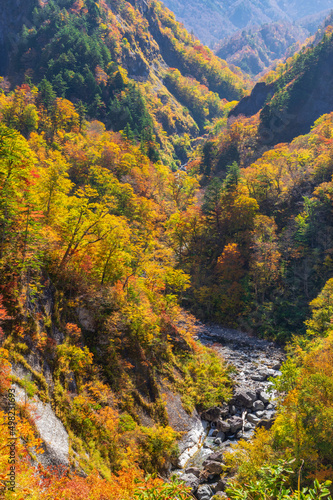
[[215, 21, 309, 76], [162, 0, 332, 47], [231, 26, 333, 145]]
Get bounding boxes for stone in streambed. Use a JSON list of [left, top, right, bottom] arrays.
[[258, 391, 270, 404], [233, 389, 256, 408], [252, 400, 265, 411], [217, 420, 231, 433], [196, 484, 213, 500], [246, 413, 260, 425], [203, 460, 224, 474], [214, 478, 228, 492], [185, 467, 201, 478], [178, 473, 199, 491], [207, 451, 224, 462], [201, 404, 229, 422], [228, 416, 243, 433], [257, 418, 275, 430]]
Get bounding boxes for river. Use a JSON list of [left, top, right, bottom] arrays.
[[174, 324, 285, 500]]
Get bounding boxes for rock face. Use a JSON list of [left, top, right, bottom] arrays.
[[177, 413, 207, 468], [14, 384, 69, 468], [230, 82, 274, 118]]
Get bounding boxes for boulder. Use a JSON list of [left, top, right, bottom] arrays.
[[179, 473, 200, 491], [207, 451, 224, 462], [228, 416, 243, 433], [214, 437, 223, 445], [217, 420, 231, 433], [229, 405, 237, 415], [201, 407, 223, 422], [201, 403, 229, 422], [244, 421, 254, 431], [257, 418, 275, 430], [258, 391, 270, 404], [233, 389, 256, 408], [203, 460, 224, 475], [185, 467, 201, 478], [256, 410, 265, 418], [252, 400, 265, 411], [247, 413, 260, 424], [214, 478, 227, 492], [196, 484, 213, 500]]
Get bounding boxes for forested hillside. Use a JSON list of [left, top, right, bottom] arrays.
[[0, 0, 246, 167], [1, 1, 333, 499], [162, 0, 331, 47], [215, 21, 308, 76], [231, 28, 333, 144]]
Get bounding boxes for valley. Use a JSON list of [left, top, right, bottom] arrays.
[[0, 1, 333, 500]]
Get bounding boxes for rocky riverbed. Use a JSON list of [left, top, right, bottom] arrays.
[[174, 324, 285, 500]]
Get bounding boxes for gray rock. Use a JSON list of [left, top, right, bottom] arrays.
[[13, 384, 69, 468], [241, 429, 255, 441], [212, 429, 219, 437], [257, 418, 275, 430], [203, 460, 224, 474], [252, 400, 265, 411], [234, 389, 256, 408], [207, 451, 224, 462], [213, 493, 228, 499], [185, 467, 200, 478], [201, 407, 223, 422], [256, 410, 265, 418], [214, 437, 223, 446], [251, 373, 266, 381], [217, 420, 231, 433], [228, 416, 243, 433], [179, 473, 200, 491], [266, 403, 274, 410], [229, 405, 237, 415], [258, 391, 270, 404], [244, 421, 254, 430], [214, 478, 227, 492], [196, 484, 213, 500], [247, 413, 260, 424]]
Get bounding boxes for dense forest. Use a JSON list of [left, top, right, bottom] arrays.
[[215, 22, 308, 76], [1, 0, 333, 499]]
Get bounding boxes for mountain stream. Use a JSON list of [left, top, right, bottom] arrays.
[[174, 324, 285, 500]]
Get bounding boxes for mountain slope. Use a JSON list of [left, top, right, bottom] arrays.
[[215, 21, 309, 76], [231, 27, 333, 145], [0, 0, 247, 165], [162, 0, 332, 47]]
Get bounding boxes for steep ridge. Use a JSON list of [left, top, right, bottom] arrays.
[[215, 21, 309, 76], [0, 0, 247, 164], [231, 27, 333, 145]]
